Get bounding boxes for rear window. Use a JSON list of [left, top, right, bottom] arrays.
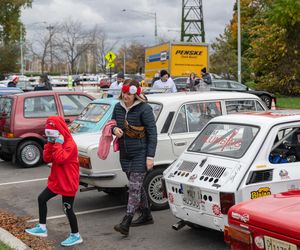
[[77, 103, 110, 122], [0, 97, 13, 118], [188, 123, 259, 158], [148, 102, 162, 121]]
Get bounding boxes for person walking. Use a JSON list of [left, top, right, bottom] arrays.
[[25, 116, 83, 247], [112, 79, 157, 236], [34, 74, 52, 91], [152, 70, 177, 93], [194, 67, 212, 92], [108, 72, 125, 97], [7, 75, 19, 87]]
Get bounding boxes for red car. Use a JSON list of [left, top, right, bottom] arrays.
[[225, 190, 300, 250], [0, 91, 94, 167]]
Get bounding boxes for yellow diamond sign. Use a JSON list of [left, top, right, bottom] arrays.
[[105, 51, 116, 62], [106, 62, 115, 69]]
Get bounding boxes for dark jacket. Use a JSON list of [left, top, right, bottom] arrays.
[[112, 101, 157, 173], [7, 81, 16, 87], [34, 85, 49, 91]]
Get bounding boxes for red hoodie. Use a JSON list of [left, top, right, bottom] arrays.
[[43, 116, 79, 197]]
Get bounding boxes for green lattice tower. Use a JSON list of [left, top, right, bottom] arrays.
[[181, 0, 205, 43]]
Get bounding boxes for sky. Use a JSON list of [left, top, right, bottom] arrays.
[[21, 0, 236, 47]]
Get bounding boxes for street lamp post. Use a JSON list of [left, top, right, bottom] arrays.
[[122, 9, 157, 44], [46, 25, 54, 73], [237, 0, 242, 83]]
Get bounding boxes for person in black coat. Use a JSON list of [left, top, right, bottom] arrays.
[[112, 79, 157, 236]]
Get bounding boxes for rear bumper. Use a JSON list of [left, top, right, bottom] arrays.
[[0, 137, 22, 154], [80, 172, 116, 179]]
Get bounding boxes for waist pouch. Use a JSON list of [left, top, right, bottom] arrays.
[[124, 120, 145, 139]]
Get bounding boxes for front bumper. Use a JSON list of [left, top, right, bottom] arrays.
[[0, 136, 22, 154]]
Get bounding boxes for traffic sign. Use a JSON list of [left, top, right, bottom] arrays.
[[106, 62, 115, 69], [105, 51, 116, 62]]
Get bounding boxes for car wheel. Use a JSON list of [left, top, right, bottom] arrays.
[[260, 95, 272, 109], [0, 151, 12, 161], [144, 167, 169, 211], [17, 140, 43, 168]]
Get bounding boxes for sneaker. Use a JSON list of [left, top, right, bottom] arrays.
[[61, 234, 83, 247], [25, 224, 48, 237]]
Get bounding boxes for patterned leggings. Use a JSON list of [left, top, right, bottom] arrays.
[[126, 172, 149, 215]]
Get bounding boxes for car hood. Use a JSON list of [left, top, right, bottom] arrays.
[[229, 190, 300, 239], [73, 132, 100, 153]]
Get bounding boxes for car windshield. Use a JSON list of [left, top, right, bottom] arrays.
[[188, 123, 259, 158], [76, 103, 110, 122]]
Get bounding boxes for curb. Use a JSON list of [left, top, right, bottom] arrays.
[[0, 227, 32, 250]]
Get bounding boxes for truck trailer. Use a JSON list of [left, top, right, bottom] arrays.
[[145, 42, 209, 83]]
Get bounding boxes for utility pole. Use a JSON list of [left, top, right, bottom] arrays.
[[20, 25, 24, 75], [46, 25, 54, 73], [181, 0, 205, 43], [237, 0, 242, 83]]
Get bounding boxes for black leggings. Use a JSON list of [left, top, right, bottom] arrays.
[[38, 187, 79, 233]]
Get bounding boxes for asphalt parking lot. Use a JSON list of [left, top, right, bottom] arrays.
[[0, 160, 229, 250]]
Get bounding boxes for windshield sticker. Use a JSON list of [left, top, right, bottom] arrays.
[[251, 187, 271, 199]]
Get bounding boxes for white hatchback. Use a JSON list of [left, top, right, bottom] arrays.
[[74, 92, 267, 210]]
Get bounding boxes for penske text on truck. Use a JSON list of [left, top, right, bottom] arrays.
[[145, 42, 209, 83]]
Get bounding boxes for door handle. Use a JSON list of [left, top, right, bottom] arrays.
[[174, 141, 187, 146]]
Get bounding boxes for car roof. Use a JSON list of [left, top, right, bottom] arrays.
[[8, 90, 94, 98], [211, 110, 300, 127], [146, 91, 260, 105]]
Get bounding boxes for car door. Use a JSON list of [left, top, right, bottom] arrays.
[[169, 101, 222, 157], [240, 123, 300, 201]]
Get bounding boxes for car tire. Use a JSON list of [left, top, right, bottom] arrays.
[[0, 152, 12, 161], [260, 95, 272, 109], [17, 140, 43, 168], [144, 167, 169, 211]]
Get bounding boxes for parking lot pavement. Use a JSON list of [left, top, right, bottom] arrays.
[[0, 161, 229, 250]]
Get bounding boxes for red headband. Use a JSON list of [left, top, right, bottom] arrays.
[[122, 84, 142, 95]]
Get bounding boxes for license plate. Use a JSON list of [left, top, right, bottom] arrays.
[[182, 185, 201, 208], [264, 236, 297, 250]]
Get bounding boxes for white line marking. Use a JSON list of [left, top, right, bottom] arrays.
[[0, 178, 48, 186], [27, 205, 126, 222]]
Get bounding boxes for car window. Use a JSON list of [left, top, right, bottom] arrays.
[[269, 127, 300, 164], [0, 97, 13, 118], [59, 94, 92, 116], [77, 103, 110, 122], [186, 102, 222, 132], [148, 102, 162, 121], [255, 101, 265, 111], [172, 105, 188, 134], [214, 81, 229, 89], [226, 100, 259, 114], [229, 81, 247, 90], [188, 123, 259, 158], [24, 96, 58, 118]]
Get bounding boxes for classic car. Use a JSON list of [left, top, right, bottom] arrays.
[[73, 92, 267, 210], [163, 110, 300, 232], [0, 91, 94, 167]]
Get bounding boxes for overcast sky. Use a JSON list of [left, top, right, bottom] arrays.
[[21, 0, 235, 46]]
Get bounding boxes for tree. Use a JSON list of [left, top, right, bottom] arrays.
[[0, 0, 32, 76]]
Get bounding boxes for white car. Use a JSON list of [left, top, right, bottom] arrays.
[[74, 92, 267, 210], [163, 110, 300, 231]]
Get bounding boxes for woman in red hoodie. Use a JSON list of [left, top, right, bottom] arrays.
[[25, 116, 82, 247]]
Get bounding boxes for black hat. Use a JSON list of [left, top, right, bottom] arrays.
[[160, 70, 168, 78], [201, 67, 207, 74], [117, 72, 124, 79]]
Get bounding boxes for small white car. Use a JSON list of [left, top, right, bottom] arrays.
[[163, 110, 300, 231], [74, 92, 267, 210]]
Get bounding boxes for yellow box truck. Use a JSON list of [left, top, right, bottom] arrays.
[[145, 42, 209, 83]]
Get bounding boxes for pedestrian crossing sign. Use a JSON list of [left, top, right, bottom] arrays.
[[105, 51, 116, 62]]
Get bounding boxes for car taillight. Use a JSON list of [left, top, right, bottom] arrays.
[[78, 155, 91, 169], [220, 192, 235, 214], [225, 225, 253, 250]]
